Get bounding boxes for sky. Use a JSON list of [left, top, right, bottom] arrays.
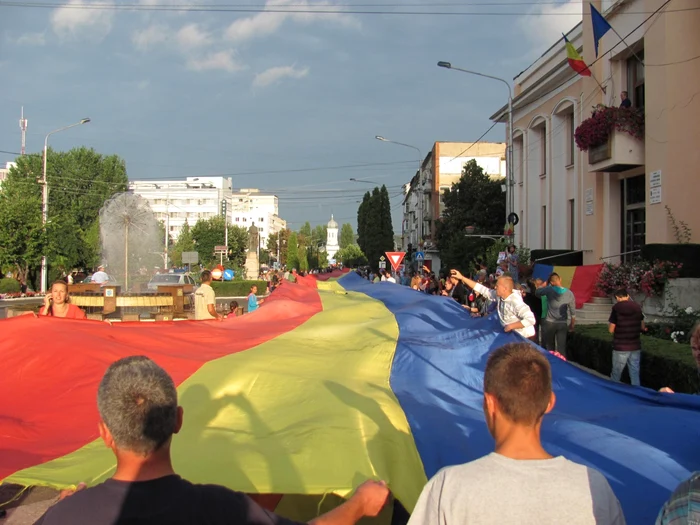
[[0, 0, 582, 232]]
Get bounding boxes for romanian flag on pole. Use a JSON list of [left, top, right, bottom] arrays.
[[563, 34, 592, 76]]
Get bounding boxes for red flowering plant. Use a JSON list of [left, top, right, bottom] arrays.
[[574, 105, 645, 151], [596, 260, 682, 297]]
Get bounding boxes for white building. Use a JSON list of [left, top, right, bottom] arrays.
[[326, 215, 339, 261], [0, 162, 16, 184], [129, 177, 286, 251]]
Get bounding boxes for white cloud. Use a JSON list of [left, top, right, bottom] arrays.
[[253, 64, 309, 88], [132, 24, 169, 50], [51, 0, 113, 41], [176, 24, 212, 49], [15, 32, 46, 46], [519, 0, 581, 54], [225, 0, 359, 43], [186, 50, 245, 73]]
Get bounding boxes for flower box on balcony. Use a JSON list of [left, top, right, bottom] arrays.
[[575, 105, 645, 173], [587, 129, 645, 172]]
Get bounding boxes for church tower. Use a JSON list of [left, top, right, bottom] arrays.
[[326, 214, 339, 261]]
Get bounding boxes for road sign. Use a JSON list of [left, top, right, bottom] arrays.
[[385, 252, 405, 271], [379, 261, 386, 270], [182, 251, 199, 264], [214, 245, 227, 253], [379, 256, 386, 261], [415, 251, 425, 260]]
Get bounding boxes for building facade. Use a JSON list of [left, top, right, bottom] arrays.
[[402, 142, 506, 275], [129, 177, 286, 253], [491, 0, 699, 264]]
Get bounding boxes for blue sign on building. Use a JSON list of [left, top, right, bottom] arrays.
[[415, 251, 425, 260]]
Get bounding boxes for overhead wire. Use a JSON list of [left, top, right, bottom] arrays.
[[0, 1, 695, 15]]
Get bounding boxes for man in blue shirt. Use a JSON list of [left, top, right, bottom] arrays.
[[247, 285, 263, 313]]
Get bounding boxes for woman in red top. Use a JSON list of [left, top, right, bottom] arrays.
[[40, 280, 87, 319]]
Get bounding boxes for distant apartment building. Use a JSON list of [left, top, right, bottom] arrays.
[[490, 0, 699, 264], [402, 142, 506, 274], [128, 176, 286, 252]]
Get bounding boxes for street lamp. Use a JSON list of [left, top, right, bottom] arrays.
[[349, 178, 380, 185], [437, 61, 514, 231], [41, 117, 91, 293], [375, 135, 423, 250]]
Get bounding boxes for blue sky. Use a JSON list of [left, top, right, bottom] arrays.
[[0, 0, 581, 232]]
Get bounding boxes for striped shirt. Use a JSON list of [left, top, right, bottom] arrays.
[[656, 472, 700, 524]]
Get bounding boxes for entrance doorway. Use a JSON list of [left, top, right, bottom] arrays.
[[620, 175, 645, 262]]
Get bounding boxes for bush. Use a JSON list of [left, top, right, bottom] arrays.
[[567, 324, 698, 393], [641, 244, 700, 278], [0, 278, 21, 294], [211, 280, 268, 297]]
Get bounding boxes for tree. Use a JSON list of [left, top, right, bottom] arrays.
[[435, 159, 506, 273], [0, 147, 128, 289], [336, 244, 367, 267], [287, 231, 299, 270], [299, 221, 312, 240], [267, 229, 290, 266], [340, 223, 354, 249], [191, 217, 248, 268], [356, 185, 394, 270], [170, 220, 194, 267]]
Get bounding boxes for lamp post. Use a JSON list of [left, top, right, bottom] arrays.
[[375, 135, 423, 250], [349, 177, 380, 185], [437, 61, 514, 232], [41, 117, 91, 293]]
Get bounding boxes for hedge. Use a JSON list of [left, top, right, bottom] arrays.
[[567, 324, 698, 393], [0, 278, 21, 294], [641, 243, 700, 278], [531, 250, 583, 266], [211, 280, 268, 297]]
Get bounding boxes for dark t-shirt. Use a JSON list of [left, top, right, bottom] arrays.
[[35, 475, 304, 525], [609, 300, 644, 352]]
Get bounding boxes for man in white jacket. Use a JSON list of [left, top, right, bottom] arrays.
[[451, 269, 536, 338]]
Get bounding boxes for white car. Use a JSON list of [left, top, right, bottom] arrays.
[[147, 273, 197, 292]]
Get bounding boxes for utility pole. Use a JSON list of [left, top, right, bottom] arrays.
[[164, 195, 169, 269], [19, 107, 27, 155]]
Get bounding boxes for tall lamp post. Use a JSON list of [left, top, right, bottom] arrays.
[[437, 61, 514, 233], [375, 135, 423, 251], [41, 118, 91, 293]]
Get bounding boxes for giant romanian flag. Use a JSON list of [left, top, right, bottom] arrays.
[[2, 271, 700, 523]]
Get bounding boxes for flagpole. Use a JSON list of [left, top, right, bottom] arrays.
[[608, 25, 645, 67], [590, 72, 607, 94]]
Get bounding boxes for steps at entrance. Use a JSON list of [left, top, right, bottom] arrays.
[[577, 296, 613, 325]]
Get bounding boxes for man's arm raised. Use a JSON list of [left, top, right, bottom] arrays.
[[450, 270, 477, 290]]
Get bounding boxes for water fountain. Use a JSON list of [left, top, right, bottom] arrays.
[[99, 192, 162, 291], [66, 193, 195, 321]]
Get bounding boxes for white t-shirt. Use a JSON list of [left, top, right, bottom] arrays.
[[194, 283, 216, 320], [408, 453, 625, 525], [386, 276, 396, 283], [91, 271, 109, 284]]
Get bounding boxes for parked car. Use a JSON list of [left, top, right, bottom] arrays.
[[147, 273, 197, 292]]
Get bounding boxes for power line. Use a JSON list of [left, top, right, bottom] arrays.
[[0, 1, 696, 15]]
